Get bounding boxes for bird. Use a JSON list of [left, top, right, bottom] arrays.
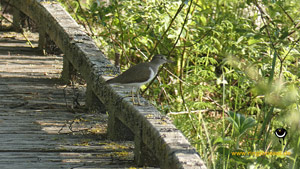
[[106, 54, 173, 105]]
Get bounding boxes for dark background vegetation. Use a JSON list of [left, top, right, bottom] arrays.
[[57, 0, 299, 168]]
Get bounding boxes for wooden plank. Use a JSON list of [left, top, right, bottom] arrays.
[[0, 32, 145, 168]]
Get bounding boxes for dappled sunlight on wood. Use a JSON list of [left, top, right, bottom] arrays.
[[0, 30, 137, 168]]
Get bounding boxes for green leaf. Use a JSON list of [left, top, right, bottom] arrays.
[[279, 30, 289, 40], [134, 16, 143, 23], [237, 36, 244, 44], [248, 38, 261, 45], [200, 16, 207, 25], [226, 111, 256, 136], [214, 137, 234, 145]]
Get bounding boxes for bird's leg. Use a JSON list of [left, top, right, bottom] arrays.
[[131, 87, 136, 105], [130, 87, 143, 106], [136, 88, 142, 106]]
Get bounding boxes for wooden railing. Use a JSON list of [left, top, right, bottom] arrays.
[[5, 0, 207, 168]]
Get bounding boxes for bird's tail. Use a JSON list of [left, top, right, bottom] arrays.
[[106, 78, 116, 84], [106, 79, 112, 84]]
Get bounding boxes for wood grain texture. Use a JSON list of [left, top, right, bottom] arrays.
[[0, 32, 157, 169]]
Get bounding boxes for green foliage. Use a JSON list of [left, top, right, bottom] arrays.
[[58, 0, 300, 168], [226, 111, 256, 138]]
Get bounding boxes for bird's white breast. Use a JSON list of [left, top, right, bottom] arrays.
[[146, 67, 155, 83]]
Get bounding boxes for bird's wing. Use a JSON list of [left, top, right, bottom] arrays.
[[106, 63, 152, 84]]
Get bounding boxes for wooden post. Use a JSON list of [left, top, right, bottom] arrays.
[[86, 83, 106, 113], [12, 7, 21, 32], [38, 24, 46, 55], [107, 112, 134, 141], [134, 131, 159, 167], [61, 56, 75, 84]]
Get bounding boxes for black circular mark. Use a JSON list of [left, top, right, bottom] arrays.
[[275, 128, 287, 144], [275, 128, 287, 138]]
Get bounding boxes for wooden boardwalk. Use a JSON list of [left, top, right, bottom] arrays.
[[0, 31, 151, 169]]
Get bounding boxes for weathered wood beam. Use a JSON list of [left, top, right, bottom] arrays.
[[5, 0, 207, 168]]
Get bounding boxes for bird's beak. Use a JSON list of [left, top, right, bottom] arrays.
[[166, 59, 174, 63]]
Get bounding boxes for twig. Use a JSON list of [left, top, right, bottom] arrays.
[[0, 13, 34, 48], [75, 0, 95, 36], [0, 0, 10, 23], [254, 0, 277, 52], [253, 1, 280, 31], [141, 2, 189, 95], [179, 36, 187, 112], [114, 0, 125, 50], [203, 95, 229, 113], [254, 0, 282, 83], [65, 0, 90, 34], [163, 66, 186, 84], [109, 36, 131, 66], [176, 29, 213, 48], [169, 0, 193, 56], [278, 4, 295, 26], [280, 37, 300, 71], [58, 120, 74, 133], [135, 45, 148, 59], [58, 119, 80, 134], [287, 23, 300, 37], [168, 109, 218, 115], [149, 1, 185, 58], [156, 76, 171, 105]]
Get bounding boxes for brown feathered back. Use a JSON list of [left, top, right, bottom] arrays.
[[106, 62, 152, 84]]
